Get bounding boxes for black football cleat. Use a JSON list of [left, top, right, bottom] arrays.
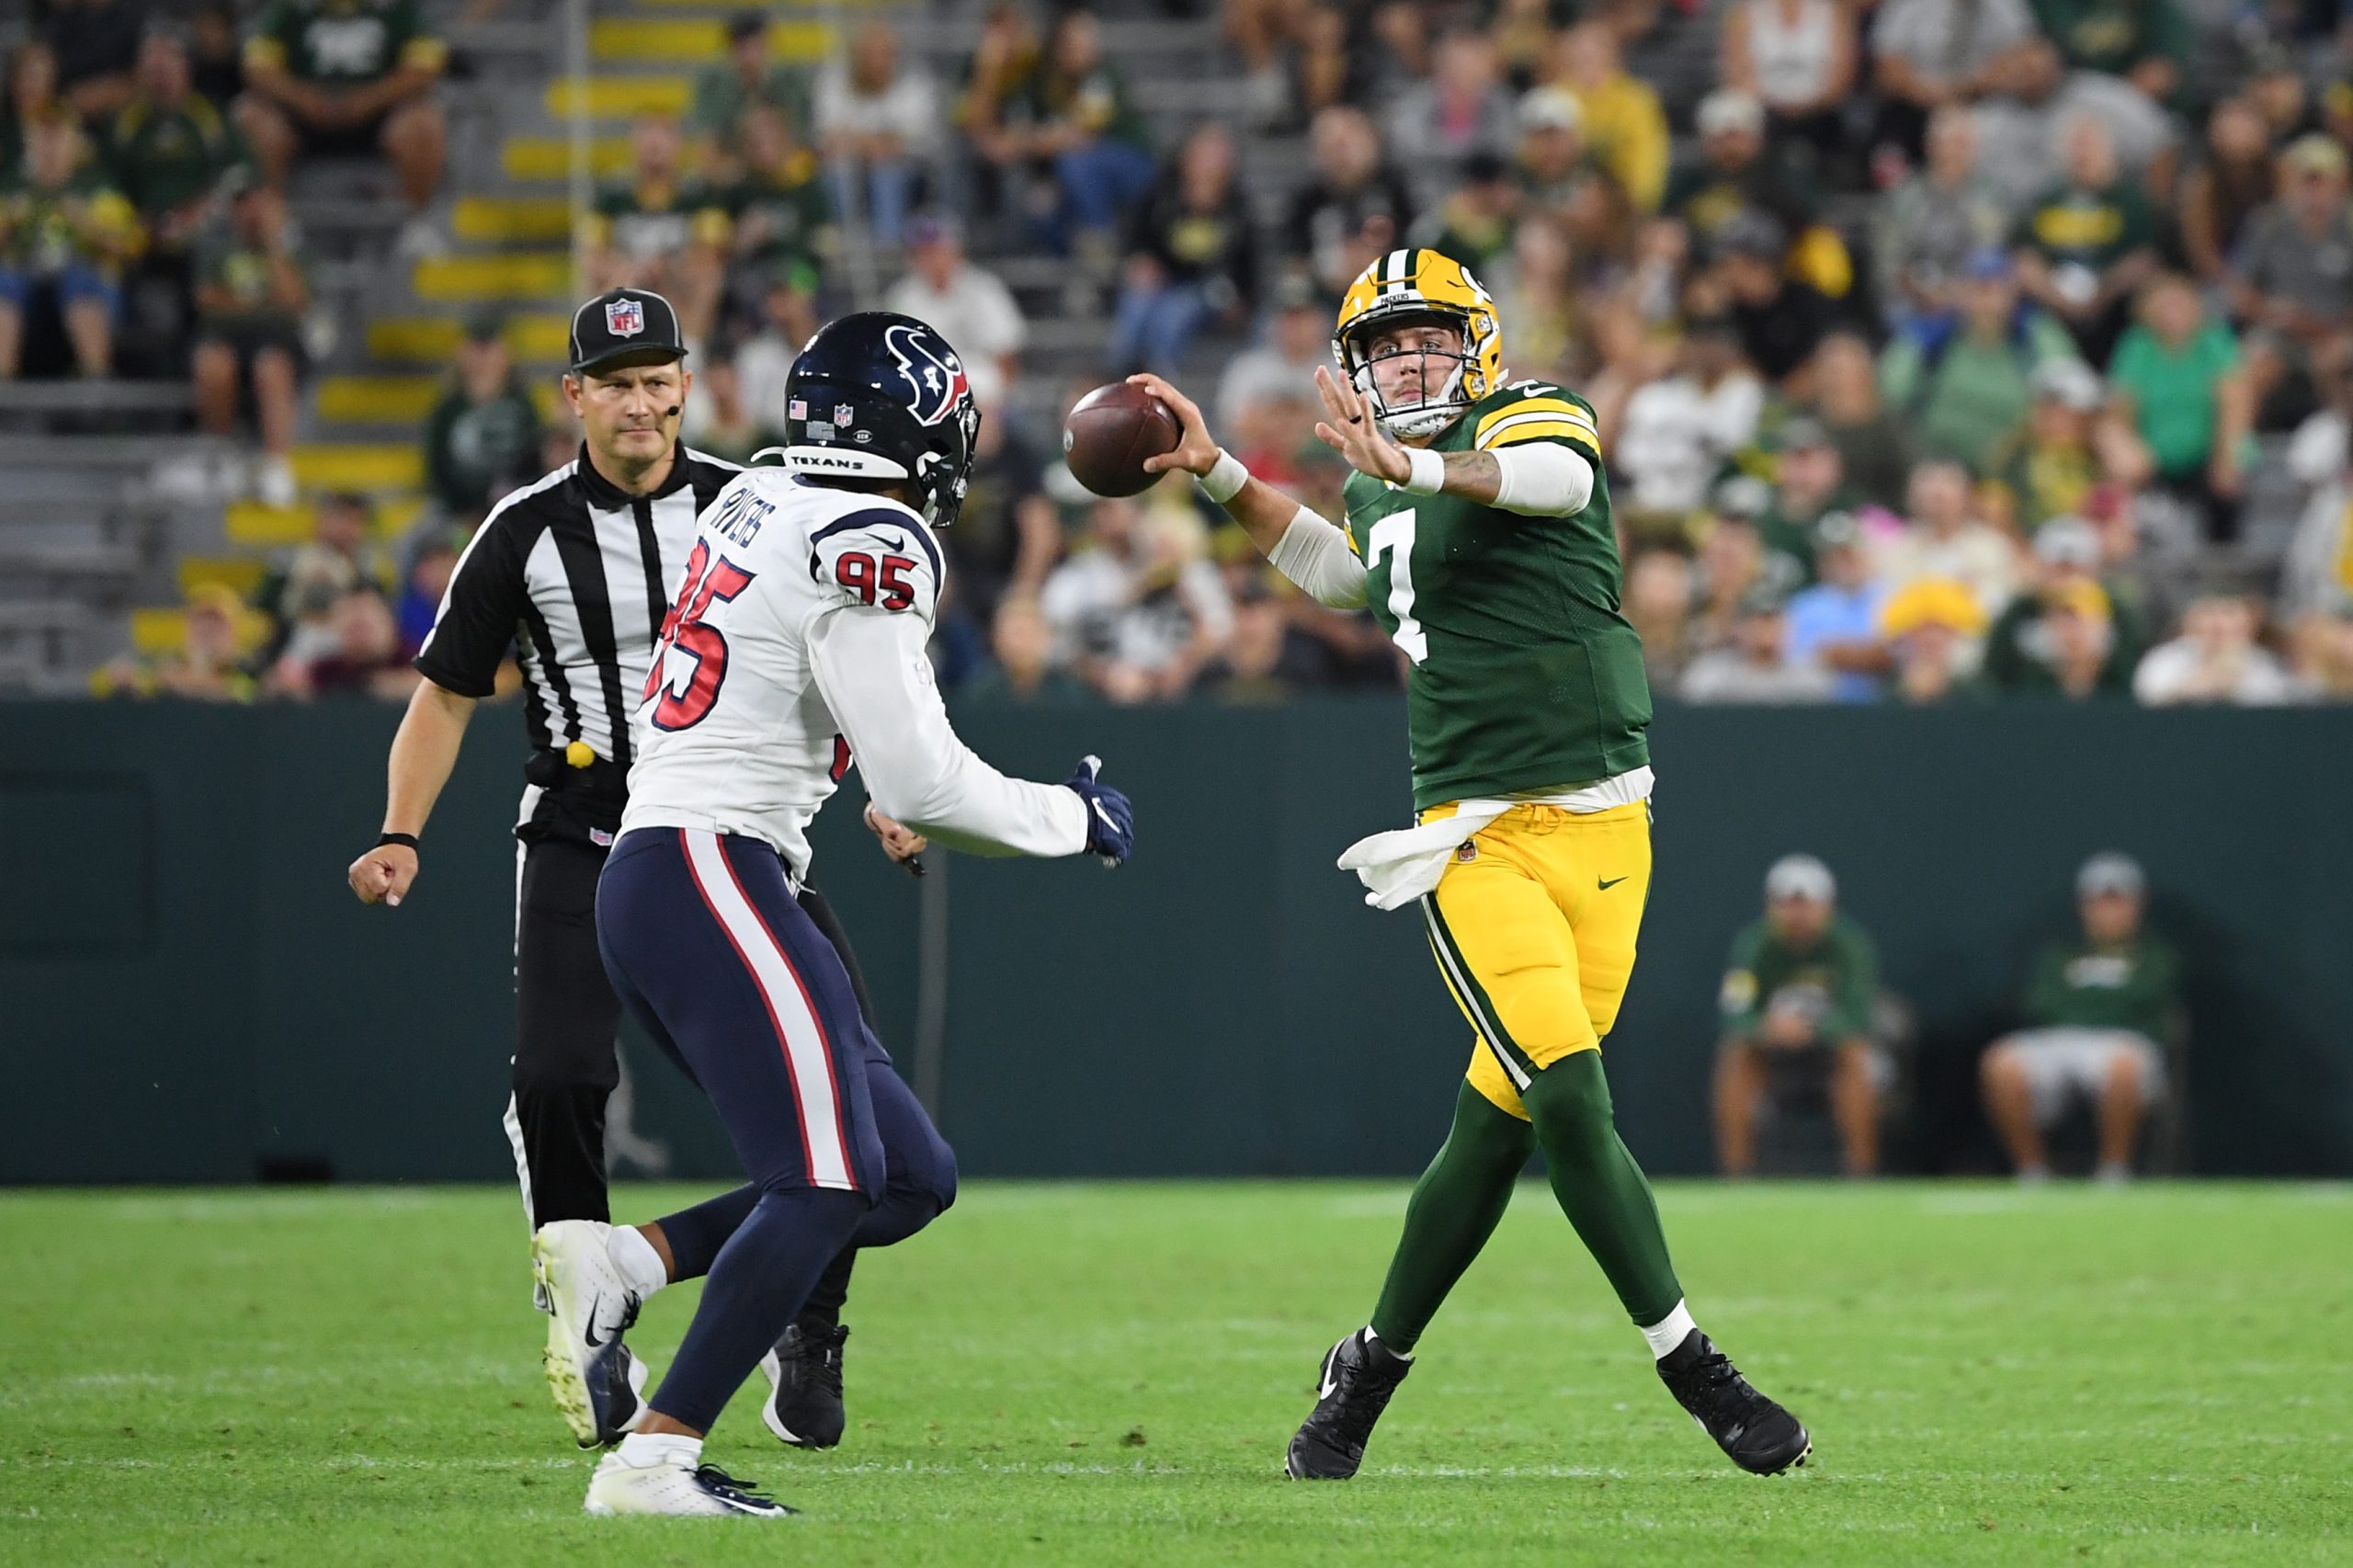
[[596, 1343, 648, 1447], [759, 1323, 848, 1449], [1656, 1329, 1811, 1475], [1285, 1329, 1412, 1479]]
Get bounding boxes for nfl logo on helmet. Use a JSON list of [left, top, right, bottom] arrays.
[[606, 298, 644, 337]]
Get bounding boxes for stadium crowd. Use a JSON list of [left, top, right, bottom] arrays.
[[21, 0, 2352, 706], [9, 0, 449, 506]]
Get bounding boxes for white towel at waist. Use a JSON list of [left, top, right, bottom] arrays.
[[1336, 767, 1656, 912]]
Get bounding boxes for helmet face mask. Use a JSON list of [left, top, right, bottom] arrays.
[[1334, 250, 1505, 440], [1347, 315, 1476, 440], [781, 312, 981, 527]]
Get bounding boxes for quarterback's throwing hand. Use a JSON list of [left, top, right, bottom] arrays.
[[1126, 373, 1220, 479], [1313, 364, 1411, 485], [1064, 755, 1135, 868]]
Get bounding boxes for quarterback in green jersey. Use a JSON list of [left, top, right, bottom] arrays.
[[1132, 246, 1808, 1482]]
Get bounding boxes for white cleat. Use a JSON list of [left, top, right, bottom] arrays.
[[583, 1449, 795, 1517], [530, 1221, 643, 1448]]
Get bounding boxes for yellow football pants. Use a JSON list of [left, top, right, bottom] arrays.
[[1419, 801, 1652, 1120]]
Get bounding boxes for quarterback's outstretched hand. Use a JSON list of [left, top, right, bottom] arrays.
[[1313, 364, 1412, 486], [1127, 373, 1220, 479], [1063, 755, 1134, 867]]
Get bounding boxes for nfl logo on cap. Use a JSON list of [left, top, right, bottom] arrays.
[[834, 403, 856, 426], [606, 297, 644, 337]]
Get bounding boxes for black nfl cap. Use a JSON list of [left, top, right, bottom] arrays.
[[569, 287, 688, 376]]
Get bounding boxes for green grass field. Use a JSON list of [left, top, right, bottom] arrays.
[[3, 1181, 2347, 1566]]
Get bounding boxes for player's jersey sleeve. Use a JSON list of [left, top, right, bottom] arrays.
[[414, 506, 529, 698], [805, 503, 945, 628], [805, 601, 1086, 858], [1469, 381, 1602, 463]]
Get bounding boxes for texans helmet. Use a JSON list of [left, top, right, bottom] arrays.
[[779, 312, 982, 527]]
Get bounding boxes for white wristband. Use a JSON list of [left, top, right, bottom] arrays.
[[1199, 449, 1249, 505], [1402, 445, 1447, 495]]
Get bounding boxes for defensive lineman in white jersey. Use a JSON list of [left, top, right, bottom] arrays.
[[548, 312, 1134, 1518]]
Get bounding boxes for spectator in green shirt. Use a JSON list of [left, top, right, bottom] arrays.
[[2030, 0, 2190, 106], [109, 32, 244, 241], [421, 312, 543, 522], [1980, 515, 2146, 698], [1713, 854, 1888, 1176], [1881, 246, 2081, 472], [1754, 417, 1864, 587], [238, 0, 447, 248], [2013, 114, 2159, 365], [725, 103, 834, 306], [1981, 852, 2182, 1182], [2106, 272, 2256, 536], [584, 115, 732, 344], [687, 11, 811, 179]]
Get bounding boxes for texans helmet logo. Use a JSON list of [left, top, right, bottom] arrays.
[[883, 324, 971, 426], [606, 298, 644, 337]]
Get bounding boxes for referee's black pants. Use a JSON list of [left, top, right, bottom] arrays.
[[509, 835, 624, 1226], [506, 834, 898, 1230]]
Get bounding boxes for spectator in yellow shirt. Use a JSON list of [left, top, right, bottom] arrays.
[[1545, 22, 1667, 212]]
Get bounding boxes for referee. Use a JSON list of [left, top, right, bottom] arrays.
[[347, 286, 741, 1236]]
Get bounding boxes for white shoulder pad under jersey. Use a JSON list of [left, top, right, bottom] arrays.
[[620, 468, 941, 875]]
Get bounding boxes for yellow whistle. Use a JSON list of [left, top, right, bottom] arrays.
[[565, 740, 595, 769]]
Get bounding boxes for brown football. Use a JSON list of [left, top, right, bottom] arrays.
[[1063, 382, 1182, 498]]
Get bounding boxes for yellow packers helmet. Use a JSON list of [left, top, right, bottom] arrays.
[[1333, 248, 1505, 439]]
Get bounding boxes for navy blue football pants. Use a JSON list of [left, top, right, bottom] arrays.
[[598, 826, 956, 1432]]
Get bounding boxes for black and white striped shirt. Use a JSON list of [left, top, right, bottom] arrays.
[[415, 444, 743, 770]]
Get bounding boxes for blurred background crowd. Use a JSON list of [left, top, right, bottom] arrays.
[[6, 0, 2353, 708]]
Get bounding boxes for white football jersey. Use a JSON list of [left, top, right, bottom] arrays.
[[621, 465, 1086, 877]]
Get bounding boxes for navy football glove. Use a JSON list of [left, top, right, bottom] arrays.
[[1064, 754, 1133, 867]]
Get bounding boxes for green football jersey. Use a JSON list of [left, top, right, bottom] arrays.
[[1343, 380, 1651, 810]]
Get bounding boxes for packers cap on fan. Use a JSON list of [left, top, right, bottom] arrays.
[[1765, 854, 1836, 904], [1333, 248, 1504, 439], [569, 287, 688, 376]]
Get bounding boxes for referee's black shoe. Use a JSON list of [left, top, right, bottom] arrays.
[[1656, 1329, 1811, 1474], [1285, 1328, 1412, 1479], [759, 1323, 848, 1449]]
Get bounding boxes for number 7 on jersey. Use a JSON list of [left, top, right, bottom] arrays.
[[1367, 510, 1427, 664]]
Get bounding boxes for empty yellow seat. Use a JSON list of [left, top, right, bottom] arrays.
[[543, 76, 690, 119], [453, 197, 575, 244], [317, 376, 444, 424], [413, 254, 574, 302], [502, 136, 631, 182]]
